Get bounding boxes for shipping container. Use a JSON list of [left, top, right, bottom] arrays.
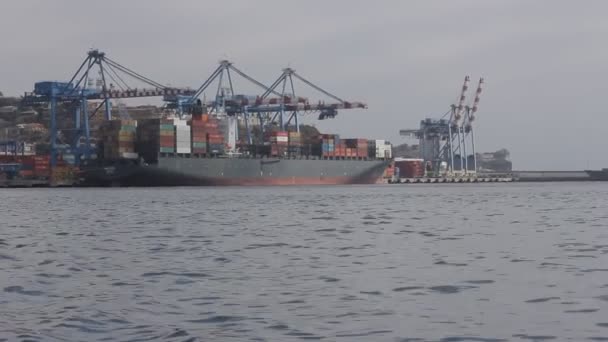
[[136, 118, 178, 162], [189, 116, 223, 155], [394, 158, 424, 178], [101, 119, 138, 160]]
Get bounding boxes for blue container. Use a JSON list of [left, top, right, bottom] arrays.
[[0, 163, 22, 172]]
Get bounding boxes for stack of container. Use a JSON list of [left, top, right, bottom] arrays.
[[368, 140, 377, 158], [136, 118, 176, 163], [0, 155, 46, 179], [269, 131, 289, 157], [189, 115, 223, 155], [357, 139, 368, 157], [207, 132, 225, 154], [394, 158, 425, 178], [51, 165, 76, 183], [33, 155, 51, 178], [334, 141, 345, 157], [190, 116, 209, 154], [288, 131, 302, 155], [319, 134, 337, 157], [378, 140, 392, 159], [160, 121, 176, 153], [369, 140, 393, 159], [173, 118, 191, 154], [18, 157, 35, 179], [100, 120, 138, 160], [0, 155, 72, 180], [344, 138, 368, 158]]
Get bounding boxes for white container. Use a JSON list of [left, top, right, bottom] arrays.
[[170, 118, 189, 127], [120, 152, 139, 159], [394, 157, 423, 162], [376, 144, 392, 159], [175, 125, 191, 146]]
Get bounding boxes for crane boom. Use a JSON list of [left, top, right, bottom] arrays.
[[467, 77, 484, 122], [453, 75, 470, 124]]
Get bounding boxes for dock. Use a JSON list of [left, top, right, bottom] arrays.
[[387, 169, 608, 184], [389, 176, 513, 184]]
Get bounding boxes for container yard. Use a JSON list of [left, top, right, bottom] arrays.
[[0, 154, 78, 187]]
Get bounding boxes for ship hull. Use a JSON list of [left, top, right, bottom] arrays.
[[82, 156, 390, 187]]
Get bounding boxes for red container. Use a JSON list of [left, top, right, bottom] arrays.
[[160, 136, 175, 146], [394, 159, 424, 178], [19, 170, 34, 178], [191, 122, 218, 129], [207, 133, 224, 140]]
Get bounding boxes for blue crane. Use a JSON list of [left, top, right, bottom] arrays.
[[22, 49, 195, 167], [168, 61, 368, 146], [163, 60, 282, 116]]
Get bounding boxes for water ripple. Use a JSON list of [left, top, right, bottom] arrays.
[[1, 184, 607, 340]]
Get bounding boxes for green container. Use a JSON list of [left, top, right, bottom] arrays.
[[192, 142, 207, 148], [159, 147, 175, 153], [160, 124, 175, 130], [120, 125, 137, 132]]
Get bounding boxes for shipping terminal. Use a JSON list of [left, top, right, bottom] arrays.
[[1, 49, 607, 187], [1, 50, 392, 187]]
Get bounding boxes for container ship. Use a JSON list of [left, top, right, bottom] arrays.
[[79, 115, 392, 187]]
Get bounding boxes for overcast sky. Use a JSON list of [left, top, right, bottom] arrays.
[[1, 0, 607, 170]]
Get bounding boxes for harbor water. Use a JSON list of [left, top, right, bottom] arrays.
[[1, 183, 608, 341]]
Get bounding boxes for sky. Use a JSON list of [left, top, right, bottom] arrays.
[[1, 0, 607, 170]]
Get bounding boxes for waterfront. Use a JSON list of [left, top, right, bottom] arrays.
[[1, 183, 608, 341]]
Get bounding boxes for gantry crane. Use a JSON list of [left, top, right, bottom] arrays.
[[22, 49, 195, 167], [165, 60, 367, 149], [252, 67, 366, 128], [399, 76, 485, 176], [448, 76, 471, 172], [463, 78, 484, 171]]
